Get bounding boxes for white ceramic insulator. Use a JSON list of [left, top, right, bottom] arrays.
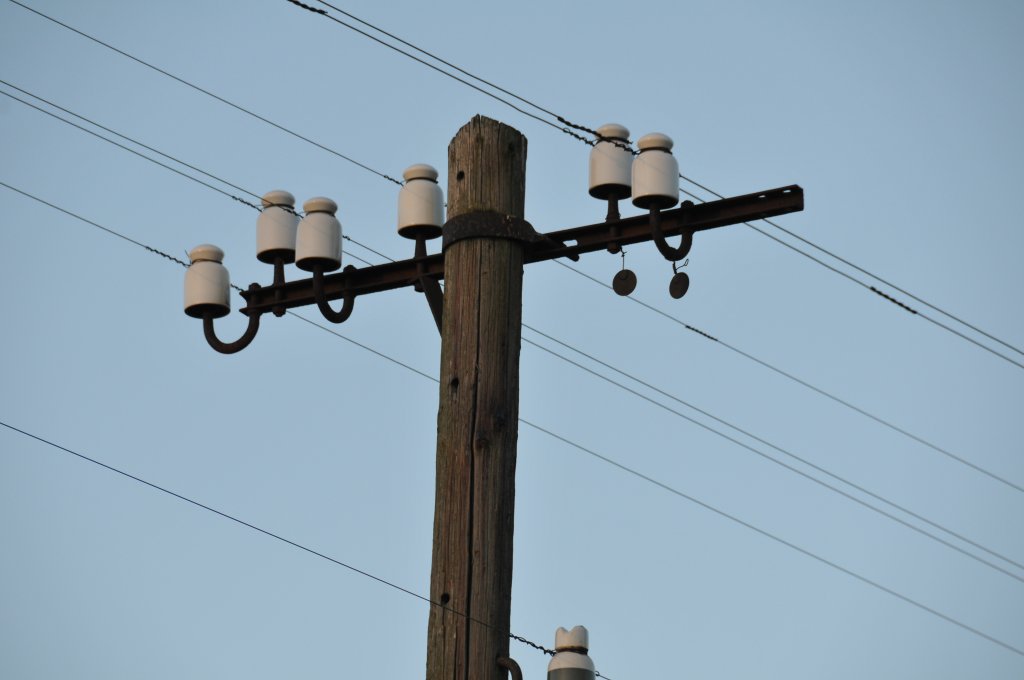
[[398, 164, 444, 238], [295, 197, 342, 271], [588, 123, 632, 200], [184, 244, 230, 318], [547, 626, 595, 680], [631, 132, 679, 210], [256, 190, 299, 263]]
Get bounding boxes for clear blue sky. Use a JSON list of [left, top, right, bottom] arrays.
[[2, 1, 1022, 678]]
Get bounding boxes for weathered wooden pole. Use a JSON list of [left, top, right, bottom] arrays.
[[426, 115, 527, 680]]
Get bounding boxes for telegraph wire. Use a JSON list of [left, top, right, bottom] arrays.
[[283, 0, 593, 145], [339, 237, 1024, 575], [10, 73, 1015, 498], [516, 418, 1024, 659], [340, 233, 1024, 570], [305, 0, 612, 142], [677, 172, 1024, 360], [1, 82, 448, 260], [0, 79, 265, 206], [345, 235, 1024, 503], [5, 38, 1017, 551], [6, 185, 1021, 659], [0, 88, 263, 211], [342, 234, 395, 264], [679, 187, 1024, 371], [287, 310, 437, 384], [346, 230, 1024, 508], [0, 187, 424, 388], [520, 328, 1024, 575], [312, 1, 557, 123], [283, 0, 1023, 368], [0, 185, 558, 661], [0, 181, 189, 268], [14, 0, 1015, 372], [17, 0, 1016, 370], [0, 180, 441, 396], [5, 0, 403, 186], [9, 1, 1024, 663], [0, 420, 561, 661], [551, 259, 1024, 494]]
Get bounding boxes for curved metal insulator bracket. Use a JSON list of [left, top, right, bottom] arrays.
[[650, 206, 692, 262], [202, 283, 262, 354], [313, 265, 356, 324], [497, 656, 523, 680]]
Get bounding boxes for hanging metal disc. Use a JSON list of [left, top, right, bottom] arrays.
[[612, 269, 637, 296], [669, 271, 690, 299]]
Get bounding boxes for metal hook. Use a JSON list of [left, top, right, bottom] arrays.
[[650, 206, 692, 261], [202, 283, 262, 354], [497, 656, 524, 680], [312, 264, 356, 324]]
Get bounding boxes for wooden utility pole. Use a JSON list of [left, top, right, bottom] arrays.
[[426, 116, 527, 680], [215, 114, 802, 678]]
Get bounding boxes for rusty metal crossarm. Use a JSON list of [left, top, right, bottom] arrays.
[[526, 184, 803, 262], [240, 184, 803, 316], [241, 251, 444, 315]]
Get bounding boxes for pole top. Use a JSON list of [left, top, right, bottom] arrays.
[[447, 115, 527, 220], [453, 114, 524, 138]]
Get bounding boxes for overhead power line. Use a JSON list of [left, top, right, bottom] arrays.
[[34, 74, 1000, 569], [516, 418, 1024, 659], [0, 181, 189, 267], [14, 0, 1019, 372], [6, 0, 403, 186], [677, 172, 1024, 360], [284, 0, 593, 146], [337, 236, 1024, 577], [9, 67, 1018, 509], [0, 82, 264, 210], [287, 0, 1024, 370], [350, 226, 1024, 523], [5, 183, 1021, 658], [8, 0, 1021, 596], [519, 326, 1024, 574], [0, 420, 561, 661], [677, 184, 1024, 371], [0, 88, 263, 210], [310, 0, 601, 141], [553, 261, 1024, 494], [10, 75, 1017, 501]]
